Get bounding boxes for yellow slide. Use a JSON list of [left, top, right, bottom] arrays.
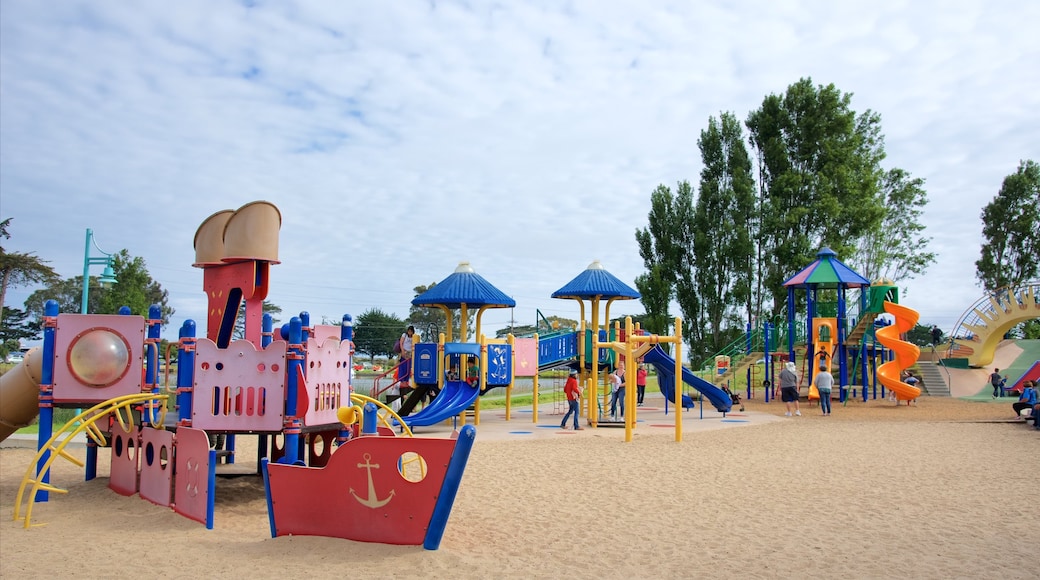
[[875, 302, 922, 402], [0, 347, 43, 442], [808, 318, 836, 401]]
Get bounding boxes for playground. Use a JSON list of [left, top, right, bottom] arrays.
[[1, 392, 1035, 579], [0, 199, 1036, 577]]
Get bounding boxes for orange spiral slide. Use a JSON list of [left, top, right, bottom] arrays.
[[875, 302, 922, 402]]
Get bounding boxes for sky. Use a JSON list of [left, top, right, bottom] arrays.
[[2, 0, 1038, 344]]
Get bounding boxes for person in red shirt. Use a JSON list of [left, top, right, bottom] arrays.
[[636, 363, 648, 406], [561, 369, 584, 430]]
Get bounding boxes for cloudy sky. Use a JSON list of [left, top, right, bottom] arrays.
[[2, 0, 1038, 341]]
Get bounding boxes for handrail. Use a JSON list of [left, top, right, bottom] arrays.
[[949, 280, 1040, 339], [370, 359, 409, 400], [349, 393, 414, 437], [930, 344, 953, 389]]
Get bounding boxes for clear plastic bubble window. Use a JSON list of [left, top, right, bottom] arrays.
[[67, 328, 132, 387]]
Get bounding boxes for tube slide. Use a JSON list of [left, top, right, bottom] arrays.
[[401, 380, 481, 428], [0, 347, 43, 442], [875, 302, 922, 401], [643, 345, 732, 413]]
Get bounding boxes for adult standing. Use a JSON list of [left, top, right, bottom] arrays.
[[636, 363, 648, 406], [608, 366, 625, 420], [560, 370, 583, 430], [990, 368, 1003, 398], [779, 362, 801, 417], [814, 366, 834, 415]]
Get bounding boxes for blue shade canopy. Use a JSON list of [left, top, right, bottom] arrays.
[[551, 260, 641, 300], [782, 247, 870, 288], [412, 262, 516, 309]]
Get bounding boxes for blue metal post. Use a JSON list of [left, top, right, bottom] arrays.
[[787, 287, 797, 364], [761, 322, 772, 400], [281, 317, 303, 464], [36, 301, 60, 501], [423, 424, 477, 550], [341, 314, 353, 342], [262, 313, 273, 348], [177, 321, 196, 424], [362, 402, 379, 435], [296, 312, 310, 460], [144, 305, 162, 426], [837, 287, 848, 404], [339, 314, 354, 444]]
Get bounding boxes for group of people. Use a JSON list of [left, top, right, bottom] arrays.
[[608, 363, 648, 420], [990, 367, 1008, 398], [561, 363, 649, 429], [1012, 380, 1039, 430], [779, 360, 834, 416]]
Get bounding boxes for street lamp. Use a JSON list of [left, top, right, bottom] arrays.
[[81, 228, 118, 314]]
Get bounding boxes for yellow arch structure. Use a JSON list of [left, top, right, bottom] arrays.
[[13, 393, 168, 528], [951, 281, 1040, 367]]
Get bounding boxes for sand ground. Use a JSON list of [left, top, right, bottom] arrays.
[[1, 389, 1036, 580]]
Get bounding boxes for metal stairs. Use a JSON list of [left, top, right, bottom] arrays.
[[915, 360, 950, 397]]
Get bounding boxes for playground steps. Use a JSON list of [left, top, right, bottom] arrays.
[[713, 352, 763, 386], [915, 360, 950, 397], [846, 313, 879, 347]]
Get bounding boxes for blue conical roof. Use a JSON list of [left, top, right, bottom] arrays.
[[412, 262, 516, 309], [782, 247, 870, 288], [552, 261, 640, 300]]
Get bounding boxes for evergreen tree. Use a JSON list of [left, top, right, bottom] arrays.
[[353, 308, 405, 359], [0, 218, 59, 314]]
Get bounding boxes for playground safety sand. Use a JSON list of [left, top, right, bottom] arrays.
[[1, 393, 1034, 580]]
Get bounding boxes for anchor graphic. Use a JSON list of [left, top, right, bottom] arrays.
[[349, 452, 395, 508]]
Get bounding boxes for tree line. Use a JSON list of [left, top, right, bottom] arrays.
[[634, 77, 1039, 365]]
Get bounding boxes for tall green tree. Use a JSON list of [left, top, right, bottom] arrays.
[[636, 182, 698, 334], [24, 278, 87, 317], [745, 78, 887, 315], [633, 265, 671, 336], [693, 112, 756, 353], [0, 307, 39, 343], [96, 250, 174, 325], [0, 218, 59, 314], [1, 306, 40, 359], [24, 250, 173, 325], [353, 308, 405, 360], [635, 181, 702, 361], [975, 159, 1040, 291], [850, 168, 935, 283]]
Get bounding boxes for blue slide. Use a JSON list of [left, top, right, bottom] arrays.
[[643, 345, 732, 414], [400, 380, 481, 428]]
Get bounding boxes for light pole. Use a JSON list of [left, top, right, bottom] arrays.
[[80, 228, 118, 314]]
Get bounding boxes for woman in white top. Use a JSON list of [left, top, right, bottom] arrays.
[[400, 326, 417, 359], [608, 366, 625, 419]]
